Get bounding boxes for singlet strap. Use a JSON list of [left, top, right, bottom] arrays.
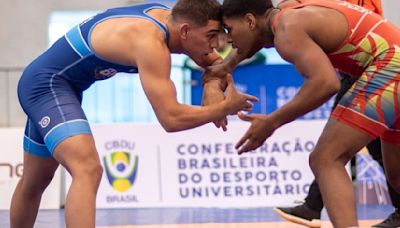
[[272, 0, 306, 32], [142, 4, 170, 44]]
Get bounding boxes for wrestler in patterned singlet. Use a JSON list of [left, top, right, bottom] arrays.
[[275, 0, 400, 143]]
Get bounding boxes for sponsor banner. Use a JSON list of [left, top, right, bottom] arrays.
[[159, 121, 323, 207], [95, 124, 163, 208], [0, 128, 61, 210], [66, 124, 164, 208], [68, 120, 326, 208]]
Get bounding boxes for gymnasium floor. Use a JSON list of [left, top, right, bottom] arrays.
[[0, 205, 394, 228]]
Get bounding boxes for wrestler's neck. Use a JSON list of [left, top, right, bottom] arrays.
[[261, 8, 278, 48], [165, 17, 185, 54]]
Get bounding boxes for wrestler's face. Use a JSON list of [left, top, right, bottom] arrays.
[[181, 20, 222, 67], [223, 15, 263, 58]]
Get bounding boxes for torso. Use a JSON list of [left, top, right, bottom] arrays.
[[21, 3, 170, 91], [274, 0, 348, 53], [273, 0, 400, 77]]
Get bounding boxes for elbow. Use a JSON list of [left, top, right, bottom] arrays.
[[159, 116, 182, 133], [327, 78, 340, 97], [156, 105, 187, 133], [159, 120, 180, 133], [163, 125, 180, 133], [317, 76, 340, 98]]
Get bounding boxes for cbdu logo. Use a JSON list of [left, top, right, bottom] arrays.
[[103, 151, 139, 192]]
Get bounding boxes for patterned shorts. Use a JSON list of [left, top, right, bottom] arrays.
[[332, 53, 400, 144]]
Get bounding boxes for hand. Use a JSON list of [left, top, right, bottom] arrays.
[[235, 112, 278, 155], [224, 74, 259, 115], [203, 62, 230, 84], [202, 80, 228, 131]]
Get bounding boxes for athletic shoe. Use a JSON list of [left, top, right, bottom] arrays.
[[274, 203, 321, 228], [372, 209, 400, 228]]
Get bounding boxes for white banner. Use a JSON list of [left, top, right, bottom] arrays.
[[92, 124, 164, 208], [72, 120, 327, 208], [159, 121, 323, 207], [0, 128, 61, 210]]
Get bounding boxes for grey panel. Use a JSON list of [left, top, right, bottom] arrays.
[[382, 0, 400, 27], [0, 72, 8, 126]]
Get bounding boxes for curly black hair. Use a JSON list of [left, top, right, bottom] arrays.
[[222, 0, 274, 17]]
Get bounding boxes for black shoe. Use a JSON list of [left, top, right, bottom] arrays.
[[372, 209, 400, 228], [274, 203, 321, 228]]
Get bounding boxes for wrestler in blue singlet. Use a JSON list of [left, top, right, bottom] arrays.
[[18, 3, 169, 157]]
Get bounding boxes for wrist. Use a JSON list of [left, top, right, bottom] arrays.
[[269, 112, 285, 129], [221, 99, 232, 115]]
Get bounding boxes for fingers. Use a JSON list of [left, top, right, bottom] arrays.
[[213, 118, 228, 131], [236, 92, 258, 102], [238, 112, 253, 121], [235, 131, 263, 155], [220, 117, 228, 131], [221, 121, 227, 131], [244, 93, 259, 102], [244, 101, 253, 111], [235, 131, 250, 151], [225, 73, 234, 85], [237, 139, 262, 155]]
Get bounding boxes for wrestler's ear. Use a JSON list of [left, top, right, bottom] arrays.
[[244, 13, 256, 30], [179, 23, 190, 39]]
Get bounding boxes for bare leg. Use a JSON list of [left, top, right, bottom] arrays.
[[10, 153, 59, 228], [309, 119, 372, 228], [53, 134, 103, 228], [381, 141, 400, 194]]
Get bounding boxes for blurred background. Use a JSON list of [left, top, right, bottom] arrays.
[[1, 0, 398, 127]]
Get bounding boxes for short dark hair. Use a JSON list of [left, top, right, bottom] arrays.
[[222, 0, 273, 17], [171, 0, 222, 26]]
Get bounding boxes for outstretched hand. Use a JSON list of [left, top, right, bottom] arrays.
[[224, 74, 259, 115], [235, 112, 277, 154]]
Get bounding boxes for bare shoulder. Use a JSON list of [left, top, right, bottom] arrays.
[[274, 6, 347, 54], [91, 17, 169, 66], [127, 20, 168, 51], [273, 9, 308, 44], [274, 7, 315, 33]]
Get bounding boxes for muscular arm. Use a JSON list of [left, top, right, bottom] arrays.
[[271, 13, 340, 127], [134, 38, 256, 132], [134, 40, 224, 131], [200, 47, 248, 130], [91, 19, 256, 132]]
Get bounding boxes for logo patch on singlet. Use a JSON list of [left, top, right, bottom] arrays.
[[39, 116, 51, 128], [95, 67, 118, 80]]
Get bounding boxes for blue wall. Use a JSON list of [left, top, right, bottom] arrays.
[[190, 64, 334, 120]]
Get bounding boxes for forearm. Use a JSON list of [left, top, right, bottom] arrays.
[[159, 102, 229, 132], [270, 77, 339, 127], [221, 48, 246, 72], [203, 76, 226, 91]]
